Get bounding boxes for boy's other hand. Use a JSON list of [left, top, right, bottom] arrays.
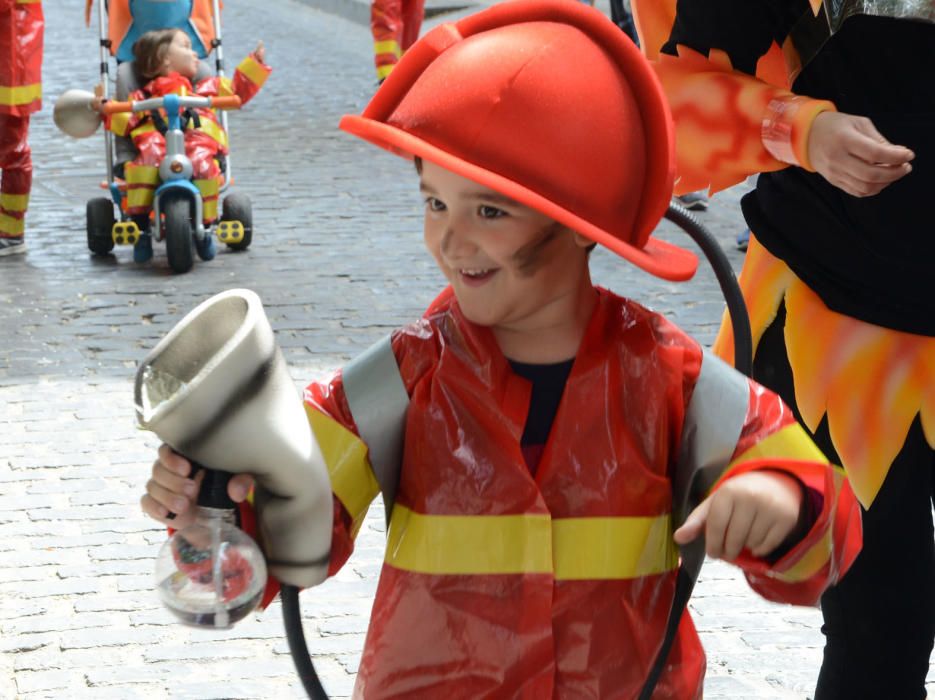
[[254, 40, 266, 64], [140, 443, 255, 528], [808, 111, 914, 198], [673, 471, 804, 561]]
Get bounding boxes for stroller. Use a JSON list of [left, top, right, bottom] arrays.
[[83, 0, 254, 273]]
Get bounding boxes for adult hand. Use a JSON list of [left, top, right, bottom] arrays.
[[807, 111, 914, 198], [673, 470, 804, 561], [140, 443, 255, 528]]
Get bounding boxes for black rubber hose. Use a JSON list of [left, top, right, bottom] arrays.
[[640, 203, 755, 700], [281, 584, 329, 700], [664, 202, 753, 376]]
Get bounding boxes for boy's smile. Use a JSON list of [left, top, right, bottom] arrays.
[[419, 160, 596, 361]]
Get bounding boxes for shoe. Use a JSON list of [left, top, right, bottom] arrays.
[[133, 233, 153, 263], [675, 191, 709, 211], [0, 237, 26, 256], [195, 233, 216, 261], [736, 228, 750, 252]]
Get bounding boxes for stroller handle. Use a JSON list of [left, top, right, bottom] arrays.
[[100, 94, 242, 115]]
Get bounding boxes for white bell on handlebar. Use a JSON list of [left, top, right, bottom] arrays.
[[53, 89, 103, 139]]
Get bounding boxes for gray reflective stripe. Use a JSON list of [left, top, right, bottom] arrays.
[[673, 349, 750, 532], [342, 335, 410, 526]]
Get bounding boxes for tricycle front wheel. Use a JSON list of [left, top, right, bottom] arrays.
[[162, 194, 195, 274]]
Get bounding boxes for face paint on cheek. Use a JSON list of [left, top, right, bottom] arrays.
[[511, 222, 566, 277]]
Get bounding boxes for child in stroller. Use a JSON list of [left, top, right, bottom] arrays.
[[94, 28, 270, 262]]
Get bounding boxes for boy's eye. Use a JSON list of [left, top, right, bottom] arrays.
[[478, 205, 505, 219], [425, 197, 445, 212]]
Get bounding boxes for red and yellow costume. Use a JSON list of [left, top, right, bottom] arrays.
[[105, 53, 270, 223], [0, 0, 43, 242], [370, 0, 424, 81], [246, 288, 860, 697]]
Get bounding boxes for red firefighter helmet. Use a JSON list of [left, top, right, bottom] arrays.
[[340, 0, 696, 281]]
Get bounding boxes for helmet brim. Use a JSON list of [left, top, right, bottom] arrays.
[[340, 114, 698, 282]]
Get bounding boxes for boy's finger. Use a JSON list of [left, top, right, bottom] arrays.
[[721, 502, 756, 561], [157, 443, 193, 477], [228, 474, 255, 502], [146, 478, 194, 516], [703, 495, 733, 559], [673, 497, 710, 545]]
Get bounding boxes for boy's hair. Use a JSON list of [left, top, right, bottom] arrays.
[[133, 28, 182, 81]]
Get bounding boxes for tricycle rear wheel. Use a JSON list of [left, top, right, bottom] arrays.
[[221, 193, 253, 251], [87, 198, 115, 255]]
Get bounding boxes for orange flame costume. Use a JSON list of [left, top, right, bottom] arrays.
[[633, 0, 934, 693], [0, 0, 43, 246]]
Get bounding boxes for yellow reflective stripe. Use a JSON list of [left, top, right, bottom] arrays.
[[0, 83, 41, 107], [128, 121, 156, 140], [0, 213, 25, 236], [237, 56, 270, 88], [108, 111, 132, 136], [772, 467, 846, 583], [306, 405, 379, 537], [727, 423, 827, 471], [374, 40, 401, 57], [194, 178, 219, 198], [376, 64, 395, 80], [125, 165, 159, 185], [127, 189, 154, 208], [196, 118, 228, 149], [775, 520, 834, 583], [553, 515, 678, 580], [0, 193, 29, 213], [16, 0, 42, 4], [386, 505, 553, 575]]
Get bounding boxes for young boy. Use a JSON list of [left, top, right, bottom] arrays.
[[141, 1, 861, 696]]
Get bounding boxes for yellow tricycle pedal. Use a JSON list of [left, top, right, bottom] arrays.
[[216, 220, 245, 244], [112, 221, 141, 246]]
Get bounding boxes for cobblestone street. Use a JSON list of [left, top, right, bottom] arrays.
[[1, 0, 932, 698]]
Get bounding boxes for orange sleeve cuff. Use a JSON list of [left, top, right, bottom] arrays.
[[762, 95, 837, 171]]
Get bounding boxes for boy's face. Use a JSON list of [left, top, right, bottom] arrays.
[[420, 160, 592, 336], [164, 31, 199, 79]]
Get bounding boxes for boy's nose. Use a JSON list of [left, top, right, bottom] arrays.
[[440, 225, 477, 258]]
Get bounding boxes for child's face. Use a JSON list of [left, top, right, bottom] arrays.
[[163, 31, 199, 79], [420, 160, 592, 336]]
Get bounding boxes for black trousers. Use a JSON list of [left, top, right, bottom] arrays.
[[753, 304, 935, 699]]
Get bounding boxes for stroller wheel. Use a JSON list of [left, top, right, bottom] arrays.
[[221, 193, 253, 251], [87, 198, 116, 255]]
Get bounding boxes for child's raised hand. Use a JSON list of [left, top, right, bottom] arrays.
[[140, 444, 255, 528], [253, 40, 266, 64], [672, 470, 804, 561]]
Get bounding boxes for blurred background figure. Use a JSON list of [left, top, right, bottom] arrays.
[[371, 0, 423, 82], [0, 0, 44, 256]]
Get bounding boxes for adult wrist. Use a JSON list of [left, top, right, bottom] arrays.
[[761, 95, 836, 171]]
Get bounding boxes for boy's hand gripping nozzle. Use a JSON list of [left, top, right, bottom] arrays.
[[135, 289, 334, 590]]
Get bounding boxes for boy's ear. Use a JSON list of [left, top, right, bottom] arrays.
[[572, 231, 595, 249]]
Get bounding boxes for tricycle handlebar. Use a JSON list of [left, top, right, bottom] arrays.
[[100, 94, 242, 115]]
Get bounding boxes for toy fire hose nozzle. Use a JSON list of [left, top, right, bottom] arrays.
[[135, 288, 333, 589], [53, 89, 103, 139]]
